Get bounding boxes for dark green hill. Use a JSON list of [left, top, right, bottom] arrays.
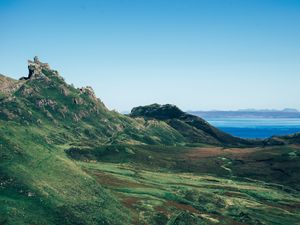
[[0, 57, 185, 225], [264, 132, 300, 145], [130, 103, 256, 146]]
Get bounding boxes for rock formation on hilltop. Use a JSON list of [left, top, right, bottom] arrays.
[[0, 58, 186, 146], [20, 56, 59, 80]]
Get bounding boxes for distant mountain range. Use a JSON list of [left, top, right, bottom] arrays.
[[237, 108, 299, 112], [188, 109, 300, 119]]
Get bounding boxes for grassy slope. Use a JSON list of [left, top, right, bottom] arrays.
[[0, 66, 187, 224], [130, 104, 258, 147], [1, 64, 300, 224], [1, 70, 186, 146], [0, 122, 130, 225], [0, 71, 176, 224]]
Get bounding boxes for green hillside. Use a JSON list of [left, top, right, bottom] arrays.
[[1, 58, 300, 225], [130, 104, 257, 146], [0, 58, 190, 225]]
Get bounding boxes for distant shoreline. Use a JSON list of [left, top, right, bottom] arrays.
[[189, 110, 300, 119], [189, 113, 300, 138]]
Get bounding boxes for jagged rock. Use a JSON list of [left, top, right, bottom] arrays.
[[59, 84, 69, 96], [0, 75, 23, 96], [36, 74, 51, 84], [19, 86, 35, 96], [19, 56, 58, 80], [58, 106, 68, 118], [70, 111, 89, 122], [36, 99, 57, 108], [79, 86, 97, 100], [73, 97, 84, 105]]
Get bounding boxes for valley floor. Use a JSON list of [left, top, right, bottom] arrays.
[[70, 145, 300, 225]]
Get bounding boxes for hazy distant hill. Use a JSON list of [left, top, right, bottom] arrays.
[[189, 110, 300, 119]]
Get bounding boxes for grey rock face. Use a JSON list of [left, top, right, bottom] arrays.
[[19, 56, 55, 80]]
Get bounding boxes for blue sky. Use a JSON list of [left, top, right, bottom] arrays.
[[1, 0, 300, 111]]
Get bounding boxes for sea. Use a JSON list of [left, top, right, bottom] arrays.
[[206, 118, 300, 139]]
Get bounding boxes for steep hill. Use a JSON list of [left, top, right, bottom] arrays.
[[130, 103, 256, 146], [0, 57, 186, 225], [0, 57, 186, 147]]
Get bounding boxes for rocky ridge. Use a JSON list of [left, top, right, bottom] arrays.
[[0, 57, 186, 146]]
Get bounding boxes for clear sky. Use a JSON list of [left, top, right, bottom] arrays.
[[1, 0, 300, 111]]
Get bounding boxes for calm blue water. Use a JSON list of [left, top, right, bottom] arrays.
[[206, 118, 300, 139]]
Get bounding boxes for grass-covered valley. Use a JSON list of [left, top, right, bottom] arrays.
[[1, 58, 300, 225]]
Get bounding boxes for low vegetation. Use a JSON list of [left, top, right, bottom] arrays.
[[1, 58, 299, 224]]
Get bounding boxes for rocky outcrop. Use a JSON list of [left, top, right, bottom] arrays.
[[73, 97, 84, 105], [79, 86, 98, 101], [19, 56, 58, 80], [36, 99, 57, 108], [59, 84, 69, 96], [0, 75, 23, 96]]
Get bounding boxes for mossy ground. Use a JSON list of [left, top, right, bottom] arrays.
[[0, 123, 130, 225]]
